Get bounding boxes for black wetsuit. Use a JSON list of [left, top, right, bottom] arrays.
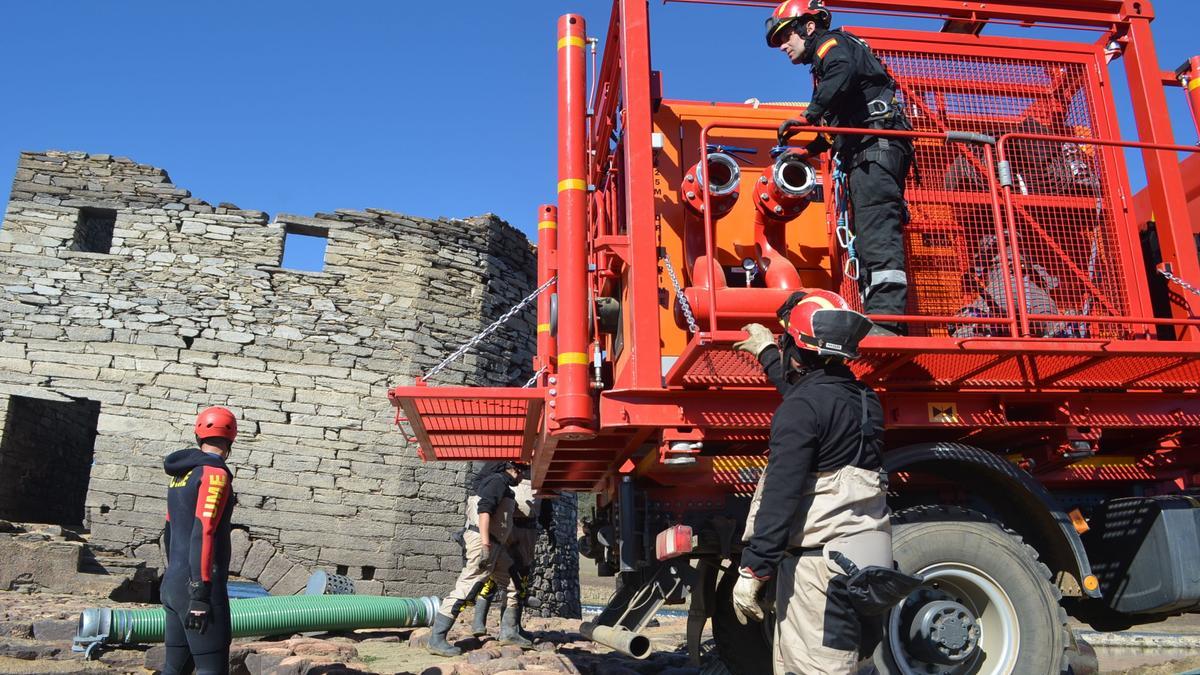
[[803, 28, 914, 331], [162, 448, 235, 675]]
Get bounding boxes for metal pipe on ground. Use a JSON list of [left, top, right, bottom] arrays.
[[579, 621, 652, 659], [73, 594, 439, 658]]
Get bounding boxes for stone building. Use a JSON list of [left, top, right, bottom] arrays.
[[0, 150, 579, 616]]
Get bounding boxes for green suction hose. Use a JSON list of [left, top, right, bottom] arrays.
[[74, 594, 440, 656]]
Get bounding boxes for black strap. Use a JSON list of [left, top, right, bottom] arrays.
[[465, 524, 502, 546], [786, 547, 825, 557], [851, 387, 870, 468], [830, 550, 862, 576]]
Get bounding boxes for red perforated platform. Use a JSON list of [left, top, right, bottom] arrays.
[[387, 385, 545, 461], [666, 345, 767, 388]]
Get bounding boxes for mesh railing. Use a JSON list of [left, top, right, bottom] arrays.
[[831, 48, 1134, 338]]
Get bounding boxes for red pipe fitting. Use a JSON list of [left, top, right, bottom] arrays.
[[682, 152, 741, 218], [553, 13, 595, 438], [742, 151, 816, 289], [536, 204, 558, 375], [754, 151, 817, 219]]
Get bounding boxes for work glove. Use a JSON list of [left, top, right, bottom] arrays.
[[731, 567, 768, 625], [777, 118, 804, 146], [477, 544, 493, 572], [185, 581, 212, 634], [733, 323, 776, 359]]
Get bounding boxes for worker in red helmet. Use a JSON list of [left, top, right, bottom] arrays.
[[160, 407, 238, 675], [767, 0, 915, 335], [732, 291, 921, 674]]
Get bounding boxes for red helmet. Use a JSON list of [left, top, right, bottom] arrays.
[[195, 406, 237, 442], [778, 289, 873, 360], [765, 0, 831, 47]]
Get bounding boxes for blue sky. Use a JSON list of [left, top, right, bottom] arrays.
[[2, 1, 1198, 271]]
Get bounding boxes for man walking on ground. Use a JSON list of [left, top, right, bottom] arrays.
[[161, 407, 238, 675], [471, 472, 555, 646], [428, 460, 528, 657]]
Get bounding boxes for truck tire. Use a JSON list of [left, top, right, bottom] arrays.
[[712, 564, 773, 675], [874, 505, 1069, 675]]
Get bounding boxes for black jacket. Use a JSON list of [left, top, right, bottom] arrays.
[[163, 448, 234, 588], [802, 28, 905, 156], [740, 361, 885, 579], [475, 467, 516, 516]]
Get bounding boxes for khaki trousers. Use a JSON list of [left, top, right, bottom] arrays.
[[748, 465, 891, 675], [773, 555, 859, 675], [503, 525, 538, 609], [438, 529, 512, 616]]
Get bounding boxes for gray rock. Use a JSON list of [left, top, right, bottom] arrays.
[[228, 528, 252, 575], [240, 540, 275, 580], [31, 619, 77, 641]]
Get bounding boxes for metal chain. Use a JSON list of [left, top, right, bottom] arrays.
[[1159, 267, 1200, 298], [422, 276, 557, 382], [661, 250, 699, 333], [522, 365, 548, 388]]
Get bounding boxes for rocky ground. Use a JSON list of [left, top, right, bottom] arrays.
[[0, 588, 698, 675], [5, 587, 1200, 675], [2, 537, 1200, 675]]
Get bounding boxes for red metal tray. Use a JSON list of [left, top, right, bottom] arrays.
[[387, 385, 545, 461]]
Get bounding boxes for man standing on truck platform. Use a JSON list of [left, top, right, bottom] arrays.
[[767, 0, 914, 335], [161, 406, 238, 675], [428, 460, 528, 657], [731, 290, 900, 674], [471, 471, 555, 646]]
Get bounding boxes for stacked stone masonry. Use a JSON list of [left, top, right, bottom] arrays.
[[0, 150, 580, 616]]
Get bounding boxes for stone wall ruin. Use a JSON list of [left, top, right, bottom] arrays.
[[0, 150, 580, 616]]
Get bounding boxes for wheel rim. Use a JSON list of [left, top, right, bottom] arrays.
[[887, 562, 1020, 675]]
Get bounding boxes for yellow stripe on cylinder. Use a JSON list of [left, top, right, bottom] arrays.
[[558, 36, 585, 50], [537, 323, 552, 333], [558, 352, 588, 365], [538, 220, 558, 230], [1190, 77, 1200, 92], [557, 178, 586, 193]]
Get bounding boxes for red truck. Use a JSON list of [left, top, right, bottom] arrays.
[[391, 1, 1200, 672]]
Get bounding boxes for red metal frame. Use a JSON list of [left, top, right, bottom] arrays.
[[664, 0, 1133, 29], [386, 0, 1200, 499]]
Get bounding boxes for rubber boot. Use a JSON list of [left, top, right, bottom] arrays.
[[471, 593, 492, 637], [497, 603, 533, 648], [426, 612, 462, 657]]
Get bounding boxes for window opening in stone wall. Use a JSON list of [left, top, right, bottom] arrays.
[[281, 223, 328, 272], [71, 207, 117, 253], [0, 395, 100, 526]]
